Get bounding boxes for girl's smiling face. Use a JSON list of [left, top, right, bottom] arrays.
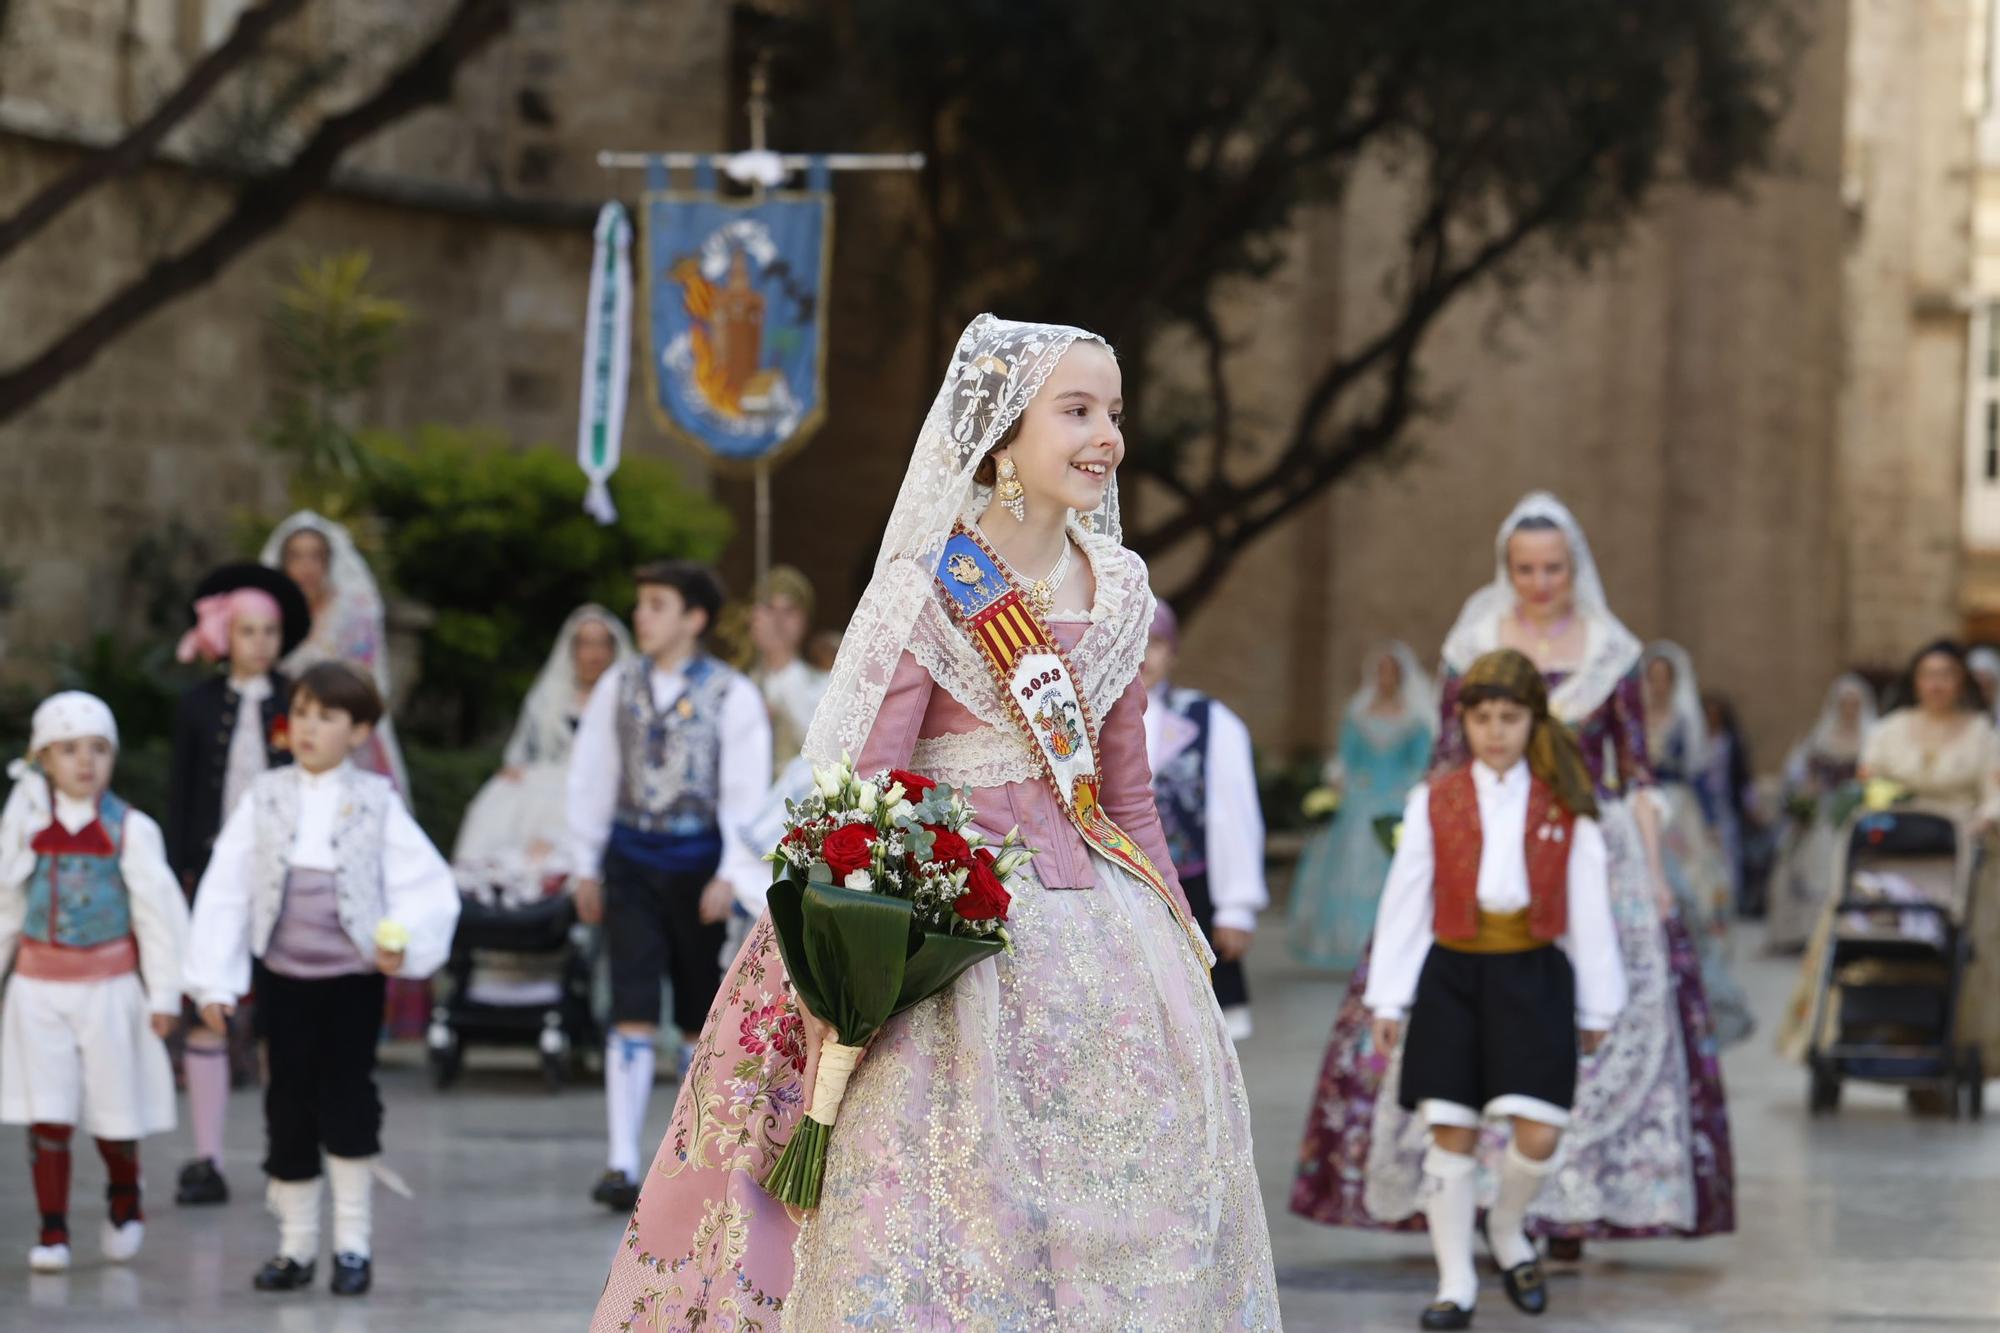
[[992, 341, 1125, 519]]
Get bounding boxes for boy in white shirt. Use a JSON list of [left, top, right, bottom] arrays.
[[1365, 649, 1626, 1330], [568, 561, 770, 1214], [184, 662, 459, 1297]]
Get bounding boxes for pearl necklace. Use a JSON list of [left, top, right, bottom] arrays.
[[988, 534, 1073, 618]]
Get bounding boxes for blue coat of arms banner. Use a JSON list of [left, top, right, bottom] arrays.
[[641, 176, 833, 468]]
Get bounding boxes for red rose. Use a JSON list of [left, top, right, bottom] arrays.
[[953, 847, 1012, 922], [821, 824, 879, 881], [919, 825, 972, 869], [268, 714, 290, 752], [888, 769, 938, 799]]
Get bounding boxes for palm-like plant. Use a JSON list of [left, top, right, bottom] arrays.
[[263, 251, 411, 501]]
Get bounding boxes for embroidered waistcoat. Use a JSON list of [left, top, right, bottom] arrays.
[[24, 792, 132, 948], [1151, 688, 1212, 877], [244, 766, 394, 963], [615, 655, 736, 838], [1427, 766, 1573, 943]]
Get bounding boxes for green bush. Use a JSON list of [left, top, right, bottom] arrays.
[[340, 425, 732, 744], [404, 738, 506, 852], [1258, 752, 1331, 834]]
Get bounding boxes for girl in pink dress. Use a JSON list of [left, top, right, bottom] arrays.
[[590, 316, 1279, 1331]]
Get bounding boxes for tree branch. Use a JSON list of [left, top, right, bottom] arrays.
[[0, 0, 313, 261], [0, 0, 518, 427], [1133, 139, 1612, 580], [1192, 302, 1235, 490]]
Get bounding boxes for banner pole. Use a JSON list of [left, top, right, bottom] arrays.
[[755, 462, 772, 590]]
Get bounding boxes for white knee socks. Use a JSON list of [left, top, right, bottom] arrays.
[[1422, 1145, 1479, 1309], [1487, 1142, 1559, 1270], [605, 1033, 656, 1178], [326, 1155, 374, 1260], [266, 1176, 323, 1264]]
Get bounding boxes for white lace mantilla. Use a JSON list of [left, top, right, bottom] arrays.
[[804, 316, 1126, 769]]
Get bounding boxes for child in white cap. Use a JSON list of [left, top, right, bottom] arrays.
[[0, 691, 189, 1272]]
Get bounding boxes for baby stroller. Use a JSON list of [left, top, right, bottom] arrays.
[[1805, 805, 1984, 1119], [426, 885, 599, 1093]]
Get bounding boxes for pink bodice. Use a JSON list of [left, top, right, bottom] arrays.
[[855, 623, 1186, 906]]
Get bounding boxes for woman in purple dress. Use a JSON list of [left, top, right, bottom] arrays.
[[1290, 491, 1734, 1255]]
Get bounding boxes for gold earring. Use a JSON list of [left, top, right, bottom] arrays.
[[996, 457, 1026, 523]]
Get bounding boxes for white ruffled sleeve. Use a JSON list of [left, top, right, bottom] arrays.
[[1363, 784, 1436, 1021]]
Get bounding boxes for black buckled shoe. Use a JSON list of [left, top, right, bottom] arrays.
[[1419, 1300, 1475, 1330], [331, 1252, 372, 1296], [1484, 1221, 1549, 1316], [591, 1169, 639, 1213], [252, 1256, 315, 1291], [1498, 1256, 1547, 1315], [176, 1158, 229, 1206]]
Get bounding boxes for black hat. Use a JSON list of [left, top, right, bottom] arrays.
[[190, 563, 312, 659]]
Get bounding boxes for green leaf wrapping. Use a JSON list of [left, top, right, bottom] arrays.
[[895, 924, 1006, 1017], [766, 877, 911, 1047], [762, 873, 1007, 1208]]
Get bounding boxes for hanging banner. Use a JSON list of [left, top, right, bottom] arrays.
[[641, 162, 833, 467], [578, 201, 632, 524]]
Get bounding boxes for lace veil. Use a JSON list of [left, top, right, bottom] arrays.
[[505, 604, 635, 769], [1345, 640, 1437, 729], [1438, 491, 1641, 724], [1643, 639, 1710, 768], [803, 315, 1128, 768]]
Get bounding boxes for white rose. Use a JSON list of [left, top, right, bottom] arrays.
[[856, 782, 880, 813], [843, 869, 874, 892], [994, 848, 1034, 878], [814, 765, 845, 799], [882, 781, 907, 806]]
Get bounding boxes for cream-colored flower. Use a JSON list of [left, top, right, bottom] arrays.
[[1864, 777, 1906, 812], [1301, 786, 1341, 819]]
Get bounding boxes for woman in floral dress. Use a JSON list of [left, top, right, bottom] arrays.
[[591, 316, 1279, 1331], [1290, 492, 1735, 1256]]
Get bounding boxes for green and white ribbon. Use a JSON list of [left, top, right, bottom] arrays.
[[578, 201, 632, 525]]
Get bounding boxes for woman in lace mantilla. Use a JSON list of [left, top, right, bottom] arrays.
[[590, 316, 1279, 1332], [1290, 492, 1735, 1247]]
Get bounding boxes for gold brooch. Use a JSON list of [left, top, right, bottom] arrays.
[[947, 552, 983, 586]]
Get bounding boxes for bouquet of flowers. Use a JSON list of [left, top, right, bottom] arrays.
[[761, 758, 1032, 1208]]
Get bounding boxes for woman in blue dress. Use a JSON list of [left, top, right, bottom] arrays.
[[1287, 644, 1434, 970]]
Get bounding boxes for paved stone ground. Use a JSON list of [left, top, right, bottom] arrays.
[[2, 932, 1995, 1330]]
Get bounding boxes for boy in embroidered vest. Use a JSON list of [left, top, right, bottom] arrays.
[[183, 662, 459, 1297], [568, 560, 771, 1214], [1140, 599, 1268, 1040], [0, 692, 189, 1273], [1365, 649, 1626, 1330], [165, 562, 310, 1208]]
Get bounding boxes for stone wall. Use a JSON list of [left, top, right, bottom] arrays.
[[0, 0, 730, 660], [1835, 0, 1979, 670]]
